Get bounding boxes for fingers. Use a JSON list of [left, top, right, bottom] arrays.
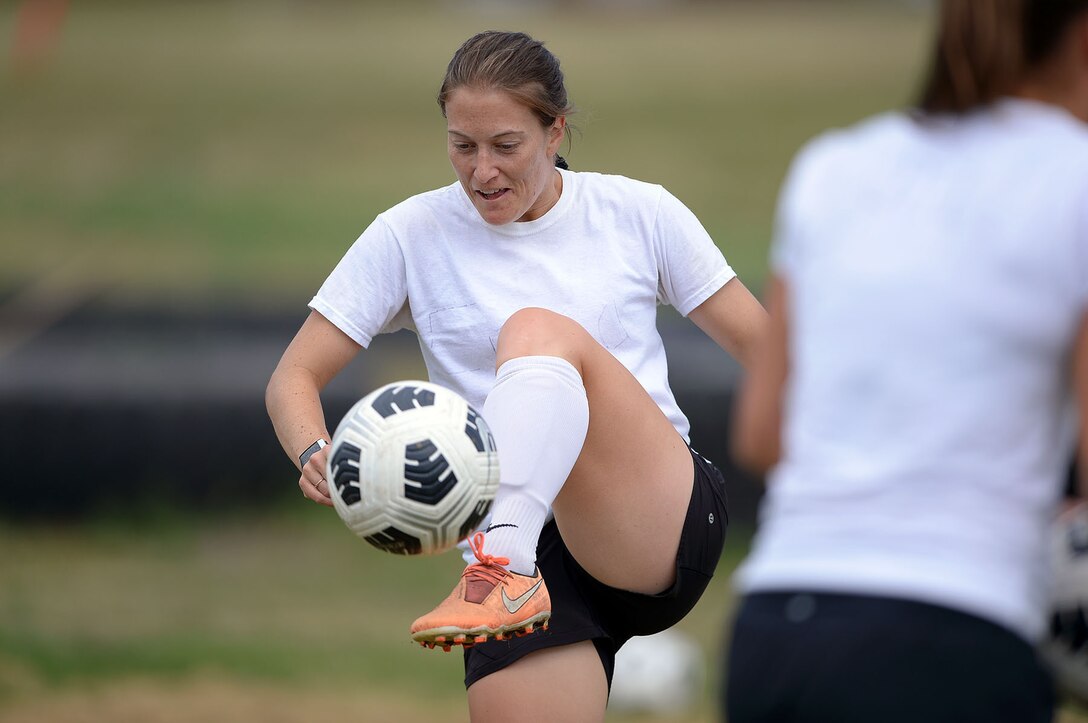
[[300, 477, 335, 507]]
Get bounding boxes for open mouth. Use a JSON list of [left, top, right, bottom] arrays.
[[476, 188, 508, 201]]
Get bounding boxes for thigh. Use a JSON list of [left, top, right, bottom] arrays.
[[582, 450, 729, 637], [554, 334, 694, 594], [467, 641, 608, 723], [496, 307, 696, 594]]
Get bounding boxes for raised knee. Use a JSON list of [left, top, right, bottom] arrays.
[[496, 307, 584, 364], [502, 307, 570, 335]]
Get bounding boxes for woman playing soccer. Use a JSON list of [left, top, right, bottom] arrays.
[[266, 30, 766, 722], [726, 1, 1088, 721]]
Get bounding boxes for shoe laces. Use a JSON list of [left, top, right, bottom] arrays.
[[462, 531, 511, 588]]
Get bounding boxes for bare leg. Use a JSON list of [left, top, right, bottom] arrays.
[[467, 642, 608, 723], [493, 307, 694, 594]]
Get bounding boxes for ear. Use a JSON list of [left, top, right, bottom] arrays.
[[547, 116, 566, 154]]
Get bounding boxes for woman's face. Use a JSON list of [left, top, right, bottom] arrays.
[[445, 86, 565, 225]]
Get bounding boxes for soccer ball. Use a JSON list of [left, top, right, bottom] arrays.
[[609, 629, 705, 714], [1043, 503, 1088, 704], [326, 380, 500, 556]]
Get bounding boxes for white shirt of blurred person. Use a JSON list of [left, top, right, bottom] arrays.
[[266, 31, 767, 723], [726, 2, 1088, 722]]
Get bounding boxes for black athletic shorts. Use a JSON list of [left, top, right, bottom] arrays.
[[463, 446, 728, 688], [725, 591, 1055, 723]]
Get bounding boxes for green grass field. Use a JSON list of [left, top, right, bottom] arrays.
[[0, 510, 751, 722], [2, 513, 1087, 722]]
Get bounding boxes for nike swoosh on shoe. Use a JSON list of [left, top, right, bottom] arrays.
[[501, 579, 544, 614]]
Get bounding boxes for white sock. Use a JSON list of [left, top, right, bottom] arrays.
[[481, 355, 589, 575]]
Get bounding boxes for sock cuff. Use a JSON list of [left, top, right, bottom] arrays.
[[489, 489, 551, 525], [494, 355, 584, 392]]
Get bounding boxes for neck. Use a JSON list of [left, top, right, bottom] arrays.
[[519, 168, 563, 223], [539, 168, 564, 215], [1014, 19, 1088, 123], [1014, 80, 1088, 123]]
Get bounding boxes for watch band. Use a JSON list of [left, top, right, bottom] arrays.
[[299, 438, 328, 469]]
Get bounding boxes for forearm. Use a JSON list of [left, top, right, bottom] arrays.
[[266, 364, 333, 471], [266, 310, 362, 472]]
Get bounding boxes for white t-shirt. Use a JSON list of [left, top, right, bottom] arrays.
[[311, 168, 735, 442], [735, 98, 1088, 642]]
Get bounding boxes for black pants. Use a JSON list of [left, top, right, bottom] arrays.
[[725, 591, 1054, 723]]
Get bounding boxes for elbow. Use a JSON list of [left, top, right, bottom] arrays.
[[264, 379, 275, 417], [265, 367, 284, 419]]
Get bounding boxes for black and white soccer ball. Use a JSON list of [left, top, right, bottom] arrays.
[[326, 380, 500, 556], [1042, 503, 1088, 705]]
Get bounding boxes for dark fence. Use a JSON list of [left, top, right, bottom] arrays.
[[0, 304, 764, 522]]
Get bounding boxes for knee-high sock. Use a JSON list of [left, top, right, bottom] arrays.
[[481, 355, 589, 575]]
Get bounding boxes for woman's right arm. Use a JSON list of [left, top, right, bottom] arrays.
[[266, 310, 363, 506], [730, 275, 790, 477], [1075, 312, 1088, 497]]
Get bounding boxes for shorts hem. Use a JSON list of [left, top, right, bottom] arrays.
[[463, 624, 605, 688]]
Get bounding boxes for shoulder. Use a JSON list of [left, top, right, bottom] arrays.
[[1003, 102, 1088, 176], [564, 169, 699, 228], [377, 181, 470, 228], [793, 111, 912, 178], [566, 169, 666, 206], [781, 111, 914, 210], [994, 99, 1088, 147]]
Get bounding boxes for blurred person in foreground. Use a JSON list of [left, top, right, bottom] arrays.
[[266, 30, 766, 722], [725, 1, 1088, 721]]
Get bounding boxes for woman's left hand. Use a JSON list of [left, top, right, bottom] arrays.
[[300, 446, 334, 507]]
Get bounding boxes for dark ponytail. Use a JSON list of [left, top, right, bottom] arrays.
[[917, 0, 1025, 114], [917, 0, 1088, 114]]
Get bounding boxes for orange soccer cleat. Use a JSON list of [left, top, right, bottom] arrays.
[[411, 531, 551, 652]]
